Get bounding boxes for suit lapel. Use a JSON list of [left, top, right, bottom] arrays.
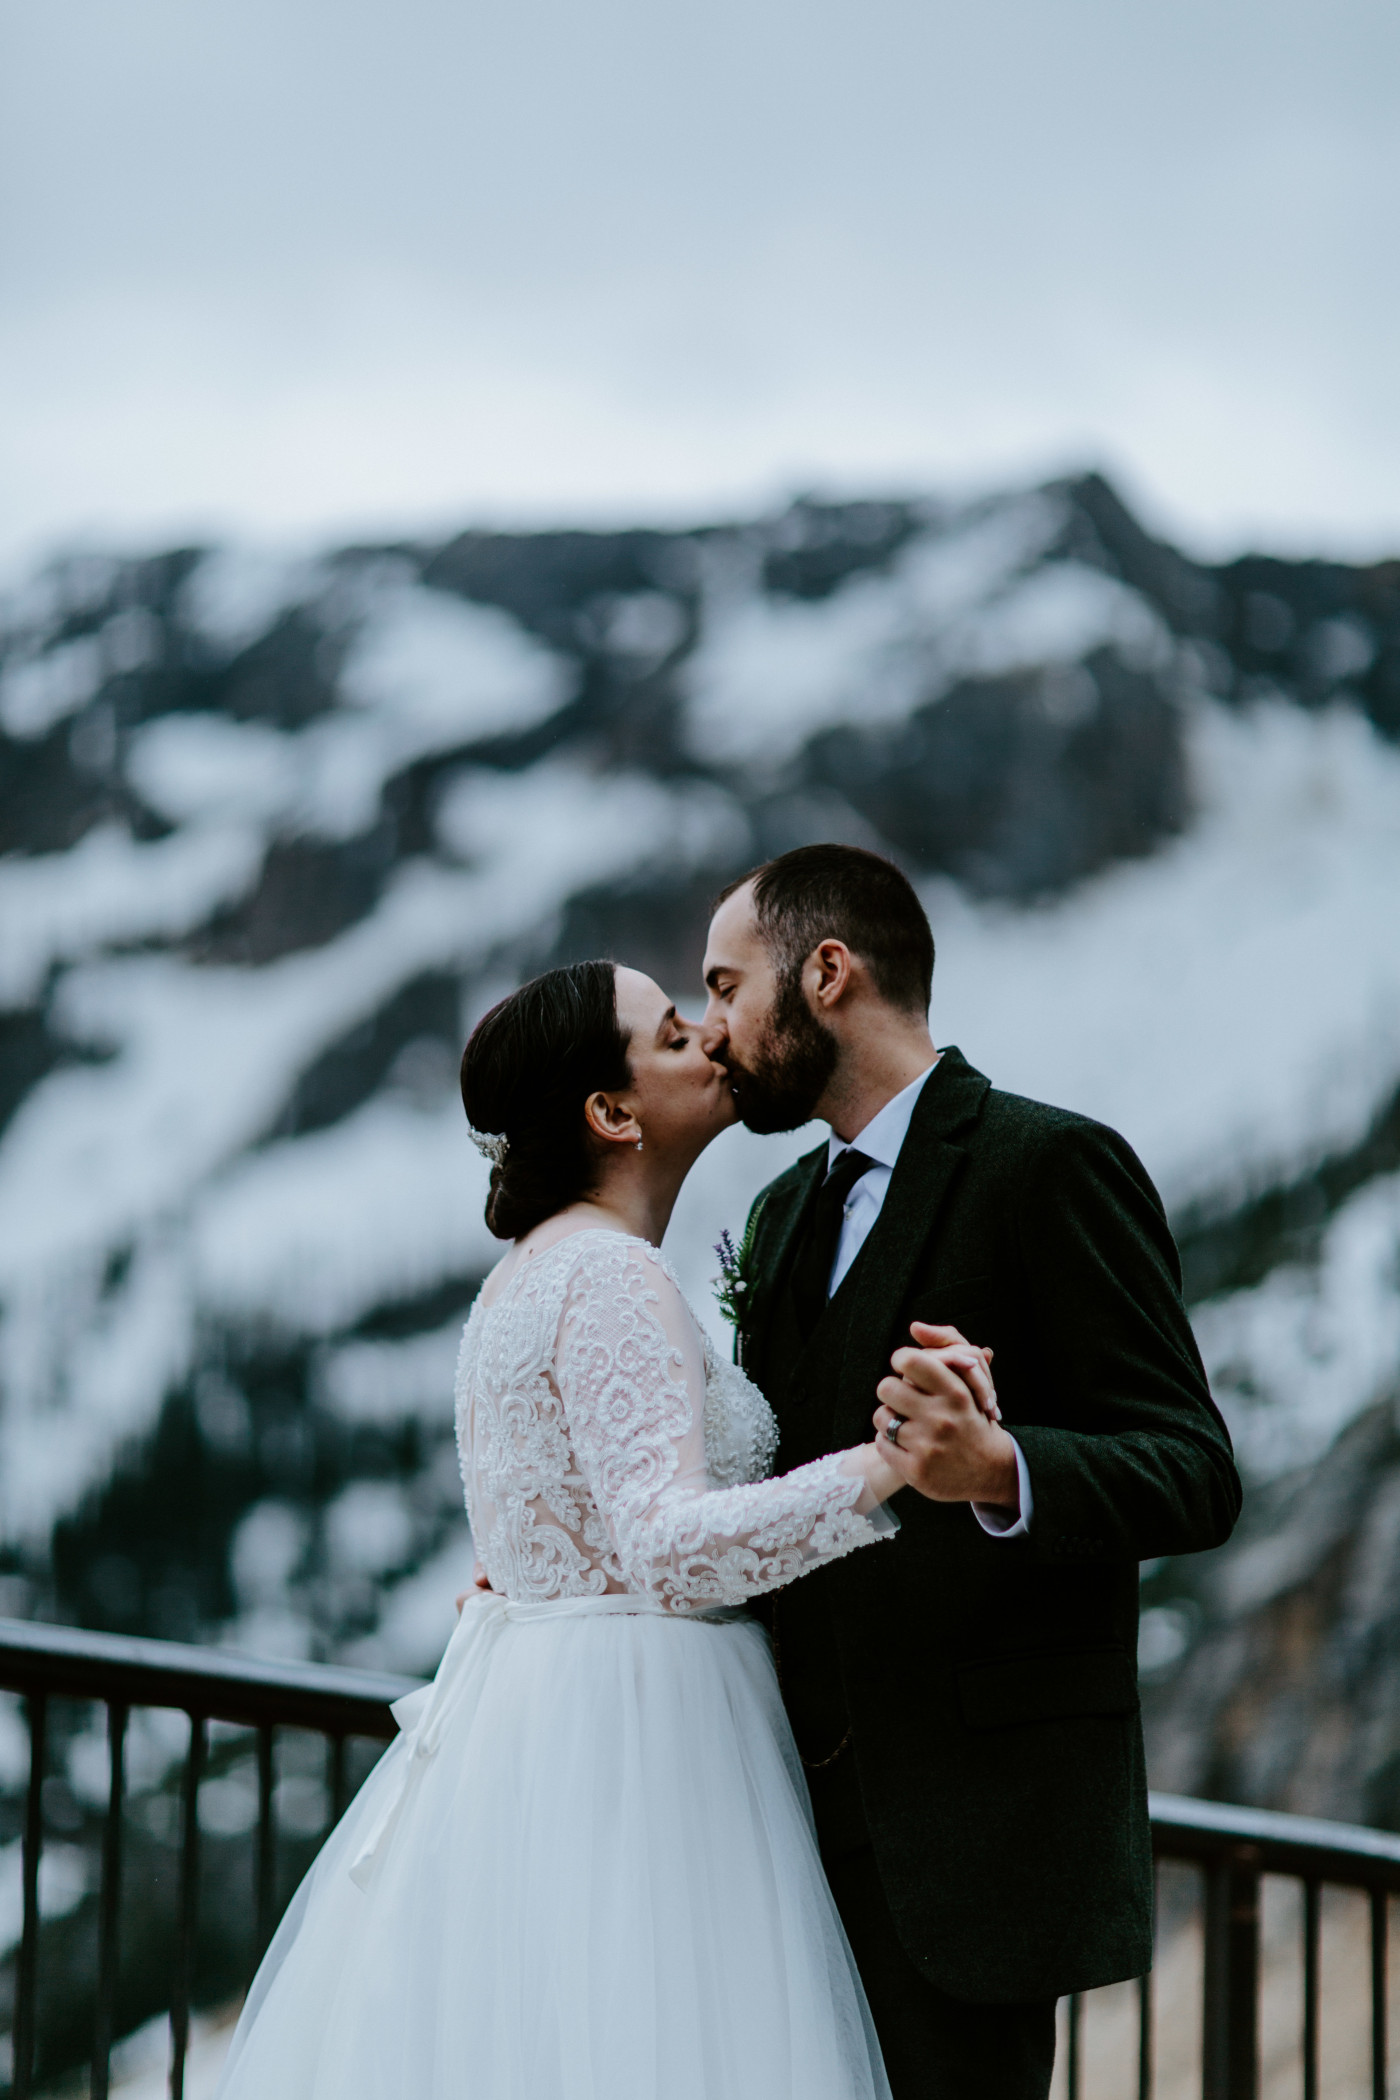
[[747, 1144, 826, 1389], [836, 1047, 991, 1437]]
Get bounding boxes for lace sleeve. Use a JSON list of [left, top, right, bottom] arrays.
[[554, 1234, 893, 1613]]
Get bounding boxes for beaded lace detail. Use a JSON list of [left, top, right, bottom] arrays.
[[702, 1335, 779, 1491], [454, 1229, 887, 1613]]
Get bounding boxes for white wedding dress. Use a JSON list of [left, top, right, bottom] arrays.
[[216, 1228, 894, 2100]]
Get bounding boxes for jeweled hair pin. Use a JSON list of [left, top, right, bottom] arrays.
[[468, 1128, 509, 1168]]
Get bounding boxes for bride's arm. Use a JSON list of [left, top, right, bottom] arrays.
[[554, 1236, 900, 1613]]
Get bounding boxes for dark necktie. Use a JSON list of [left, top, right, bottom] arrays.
[[789, 1149, 876, 1332]]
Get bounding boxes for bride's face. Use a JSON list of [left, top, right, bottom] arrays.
[[612, 967, 737, 1159]]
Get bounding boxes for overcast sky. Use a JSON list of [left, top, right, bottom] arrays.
[[3, 0, 1398, 568]]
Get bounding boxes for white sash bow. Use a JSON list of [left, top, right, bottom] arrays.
[[348, 1589, 740, 1889]]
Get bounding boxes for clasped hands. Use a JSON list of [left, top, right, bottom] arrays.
[[871, 1323, 1020, 1513]]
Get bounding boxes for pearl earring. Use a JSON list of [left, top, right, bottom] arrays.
[[635, 1137, 644, 1151]]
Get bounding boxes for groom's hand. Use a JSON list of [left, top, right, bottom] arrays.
[[873, 1323, 1020, 1510]]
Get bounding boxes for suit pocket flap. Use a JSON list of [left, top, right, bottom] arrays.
[[957, 1648, 1138, 1731], [917, 1275, 993, 1335]]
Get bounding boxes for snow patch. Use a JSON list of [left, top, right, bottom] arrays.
[[1193, 1171, 1400, 1479], [324, 1480, 416, 1578], [229, 1500, 311, 1613], [318, 1316, 467, 1425], [930, 699, 1400, 1212], [340, 1528, 475, 1675], [0, 1235, 195, 1541], [108, 2005, 236, 2100], [434, 758, 747, 887], [686, 562, 912, 767], [0, 861, 501, 1282], [0, 633, 104, 738], [128, 591, 570, 843], [126, 714, 298, 831], [684, 494, 1154, 770], [0, 822, 263, 1006], [181, 544, 323, 656], [0, 1839, 89, 1956], [592, 591, 687, 666], [950, 561, 1169, 682], [195, 1097, 492, 1338], [0, 610, 163, 740], [339, 579, 569, 739]]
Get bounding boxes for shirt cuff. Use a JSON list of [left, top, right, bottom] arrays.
[[971, 1438, 1033, 1539]]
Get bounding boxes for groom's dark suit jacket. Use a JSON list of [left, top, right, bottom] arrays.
[[741, 1047, 1240, 2005]]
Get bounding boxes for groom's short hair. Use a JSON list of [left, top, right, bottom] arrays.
[[718, 844, 934, 1014]]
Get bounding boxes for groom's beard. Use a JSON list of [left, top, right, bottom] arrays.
[[724, 978, 839, 1134]]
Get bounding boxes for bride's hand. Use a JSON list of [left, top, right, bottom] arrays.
[[842, 1441, 905, 1507], [456, 1566, 495, 1614]]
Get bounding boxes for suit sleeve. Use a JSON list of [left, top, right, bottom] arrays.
[[1009, 1119, 1242, 1564]]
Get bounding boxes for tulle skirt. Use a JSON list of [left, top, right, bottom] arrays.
[[215, 1592, 890, 2100]]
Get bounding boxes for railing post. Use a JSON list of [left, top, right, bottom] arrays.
[[256, 1724, 277, 1956], [91, 1700, 128, 2100], [13, 1689, 47, 2100], [327, 1731, 348, 1826], [170, 1712, 206, 2100], [1139, 1867, 1156, 2100], [1203, 1845, 1260, 2100], [1066, 1991, 1082, 2100], [1302, 1879, 1320, 2100], [1371, 1888, 1388, 2100]]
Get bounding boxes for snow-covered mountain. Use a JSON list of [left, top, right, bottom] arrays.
[[3, 475, 1399, 1726]]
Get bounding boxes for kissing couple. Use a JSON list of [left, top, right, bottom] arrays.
[[217, 844, 1240, 2100]]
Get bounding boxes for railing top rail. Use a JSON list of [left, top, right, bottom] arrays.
[[4, 1615, 1400, 1877], [0, 1616, 417, 1738], [1150, 1789, 1400, 1891]]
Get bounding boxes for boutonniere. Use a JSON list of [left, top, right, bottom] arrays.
[[713, 1209, 763, 1366]]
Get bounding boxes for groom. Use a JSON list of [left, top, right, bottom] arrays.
[[700, 844, 1240, 2100]]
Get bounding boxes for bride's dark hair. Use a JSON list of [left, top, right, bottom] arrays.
[[461, 961, 633, 1241]]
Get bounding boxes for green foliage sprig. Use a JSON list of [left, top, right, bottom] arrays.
[[713, 1207, 763, 1366]]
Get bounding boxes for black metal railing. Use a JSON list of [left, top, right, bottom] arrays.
[[1063, 1791, 1400, 2100], [0, 1616, 412, 2100], [3, 1618, 1399, 2100]]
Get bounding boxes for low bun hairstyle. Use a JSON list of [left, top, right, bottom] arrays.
[[460, 961, 633, 1241]]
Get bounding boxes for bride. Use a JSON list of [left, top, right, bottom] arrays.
[[216, 959, 917, 2100]]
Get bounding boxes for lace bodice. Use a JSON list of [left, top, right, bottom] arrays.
[[454, 1229, 891, 1613]]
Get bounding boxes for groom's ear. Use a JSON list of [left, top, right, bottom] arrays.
[[810, 940, 855, 1010]]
